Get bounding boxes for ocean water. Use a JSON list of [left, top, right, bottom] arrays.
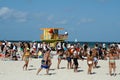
[[67, 41, 119, 48], [0, 40, 119, 48]]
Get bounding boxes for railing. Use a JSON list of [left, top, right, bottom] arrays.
[[40, 34, 68, 40], [58, 34, 68, 40]]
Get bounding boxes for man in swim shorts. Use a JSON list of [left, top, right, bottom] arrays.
[[36, 49, 51, 75], [65, 49, 72, 69]]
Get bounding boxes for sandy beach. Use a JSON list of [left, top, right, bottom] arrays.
[[0, 57, 120, 80]]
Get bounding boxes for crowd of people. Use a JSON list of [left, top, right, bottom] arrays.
[[54, 42, 120, 76], [0, 41, 120, 76]]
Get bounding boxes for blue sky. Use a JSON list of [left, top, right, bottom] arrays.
[[0, 0, 120, 42]]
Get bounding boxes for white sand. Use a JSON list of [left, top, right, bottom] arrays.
[[0, 58, 120, 80]]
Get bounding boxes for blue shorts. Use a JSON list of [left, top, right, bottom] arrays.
[[41, 65, 49, 69], [67, 57, 71, 62]]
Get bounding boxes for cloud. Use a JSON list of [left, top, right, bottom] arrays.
[[13, 11, 27, 22], [55, 20, 67, 25], [0, 7, 10, 16], [32, 13, 54, 22], [0, 7, 12, 19], [78, 18, 95, 25], [33, 13, 45, 20], [0, 7, 27, 22]]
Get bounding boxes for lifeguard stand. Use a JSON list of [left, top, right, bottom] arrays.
[[40, 28, 68, 48]]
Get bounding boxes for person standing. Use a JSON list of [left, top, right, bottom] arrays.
[[92, 48, 98, 68], [87, 50, 93, 74], [108, 47, 116, 76], [66, 49, 72, 69], [36, 49, 51, 75], [22, 47, 30, 70], [73, 49, 79, 72], [56, 42, 64, 69]]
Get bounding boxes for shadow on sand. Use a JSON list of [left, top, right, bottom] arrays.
[[49, 68, 56, 71], [60, 67, 66, 69], [48, 73, 56, 75], [77, 70, 84, 72], [42, 73, 56, 76], [96, 66, 101, 68], [90, 72, 96, 75], [29, 65, 34, 67], [106, 73, 118, 76], [28, 68, 37, 71]]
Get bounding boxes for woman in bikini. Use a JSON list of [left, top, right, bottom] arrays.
[[108, 47, 116, 76], [87, 49, 93, 74], [22, 47, 30, 70]]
